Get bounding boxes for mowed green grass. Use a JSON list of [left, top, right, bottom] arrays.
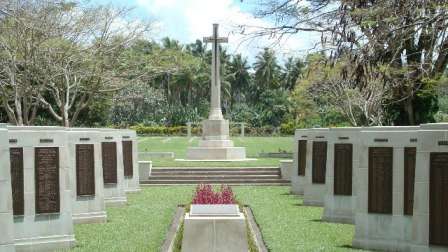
[[137, 136, 294, 167], [66, 186, 368, 252]]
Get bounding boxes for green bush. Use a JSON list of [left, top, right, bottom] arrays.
[[130, 125, 187, 136]]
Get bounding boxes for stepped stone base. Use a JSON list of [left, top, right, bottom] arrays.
[[185, 147, 247, 161], [184, 119, 250, 161]]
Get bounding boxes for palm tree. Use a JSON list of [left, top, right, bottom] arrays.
[[251, 48, 281, 103], [226, 54, 251, 106], [281, 56, 304, 91]]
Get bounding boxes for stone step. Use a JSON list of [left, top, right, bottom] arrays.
[[147, 175, 281, 180], [142, 167, 289, 185], [140, 179, 291, 185], [151, 171, 279, 176]]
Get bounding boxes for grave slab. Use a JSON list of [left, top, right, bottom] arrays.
[[411, 123, 448, 252], [7, 126, 76, 251], [322, 127, 361, 224], [67, 128, 107, 224], [0, 128, 15, 252], [291, 129, 309, 195], [303, 128, 329, 206], [352, 126, 418, 252]]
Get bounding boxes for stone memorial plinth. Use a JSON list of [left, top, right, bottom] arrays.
[[280, 160, 293, 179], [0, 128, 15, 252], [98, 129, 127, 207], [67, 128, 107, 224], [411, 123, 448, 252], [303, 128, 330, 206], [138, 161, 152, 180], [7, 126, 76, 251], [291, 129, 309, 195], [352, 126, 419, 251], [182, 204, 248, 252], [184, 24, 248, 161], [119, 130, 141, 194], [322, 127, 361, 224]]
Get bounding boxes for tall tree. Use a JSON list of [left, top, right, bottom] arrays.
[[251, 48, 281, 103], [281, 56, 304, 91], [240, 0, 448, 125], [226, 54, 251, 106]]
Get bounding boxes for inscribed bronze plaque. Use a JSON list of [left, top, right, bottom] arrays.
[[35, 147, 60, 214], [368, 147, 393, 214], [429, 152, 448, 246], [298, 140, 307, 176], [76, 144, 95, 196], [102, 142, 117, 184], [404, 147, 416, 215], [312, 141, 327, 184], [122, 141, 133, 177], [334, 144, 353, 196], [10, 148, 24, 215]]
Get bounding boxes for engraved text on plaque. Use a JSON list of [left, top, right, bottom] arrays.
[[76, 144, 95, 196], [10, 147, 24, 215], [368, 147, 393, 214], [334, 144, 353, 195], [122, 141, 133, 176], [429, 152, 448, 246], [298, 140, 307, 176], [312, 141, 327, 184], [35, 147, 60, 214], [102, 142, 117, 184], [404, 147, 416, 215]]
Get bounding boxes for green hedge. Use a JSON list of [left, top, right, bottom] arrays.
[[130, 124, 300, 136]]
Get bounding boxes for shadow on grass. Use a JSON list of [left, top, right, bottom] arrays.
[[292, 203, 302, 207], [309, 219, 324, 223], [337, 245, 357, 250]]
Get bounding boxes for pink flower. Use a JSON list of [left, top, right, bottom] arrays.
[[192, 182, 236, 204]]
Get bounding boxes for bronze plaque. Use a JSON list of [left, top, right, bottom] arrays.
[[429, 152, 448, 246], [122, 141, 133, 177], [102, 142, 117, 184], [368, 147, 393, 214], [334, 144, 353, 196], [404, 147, 416, 215], [76, 144, 95, 196], [10, 148, 24, 215], [298, 140, 307, 176], [312, 141, 327, 184], [35, 147, 60, 214]]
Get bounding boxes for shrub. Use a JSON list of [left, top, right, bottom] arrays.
[[192, 182, 236, 204]]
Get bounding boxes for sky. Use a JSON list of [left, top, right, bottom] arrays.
[[107, 0, 321, 64]]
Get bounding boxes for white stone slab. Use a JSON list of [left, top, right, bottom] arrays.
[[352, 127, 418, 251], [411, 124, 448, 252], [138, 161, 152, 180], [280, 160, 293, 179], [182, 209, 248, 252], [291, 129, 308, 195], [98, 129, 127, 207], [0, 129, 15, 252], [303, 128, 329, 206], [190, 204, 239, 216], [66, 128, 107, 224], [119, 130, 141, 194], [322, 127, 361, 224], [7, 126, 76, 251]]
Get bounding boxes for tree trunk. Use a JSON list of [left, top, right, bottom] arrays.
[[404, 96, 416, 125]]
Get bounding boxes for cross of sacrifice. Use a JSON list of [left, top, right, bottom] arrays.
[[203, 23, 228, 120]]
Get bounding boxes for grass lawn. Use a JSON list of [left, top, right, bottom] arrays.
[[137, 136, 294, 167], [66, 186, 368, 252]]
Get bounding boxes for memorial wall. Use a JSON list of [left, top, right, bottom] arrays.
[[292, 124, 448, 252], [1, 126, 139, 251]]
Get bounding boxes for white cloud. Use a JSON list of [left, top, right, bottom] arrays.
[[136, 0, 321, 64]]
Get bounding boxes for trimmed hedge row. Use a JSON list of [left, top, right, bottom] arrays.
[[130, 124, 297, 136]]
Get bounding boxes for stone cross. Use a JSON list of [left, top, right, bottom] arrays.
[[203, 23, 228, 120]]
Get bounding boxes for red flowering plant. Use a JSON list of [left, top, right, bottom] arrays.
[[192, 182, 236, 204]]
